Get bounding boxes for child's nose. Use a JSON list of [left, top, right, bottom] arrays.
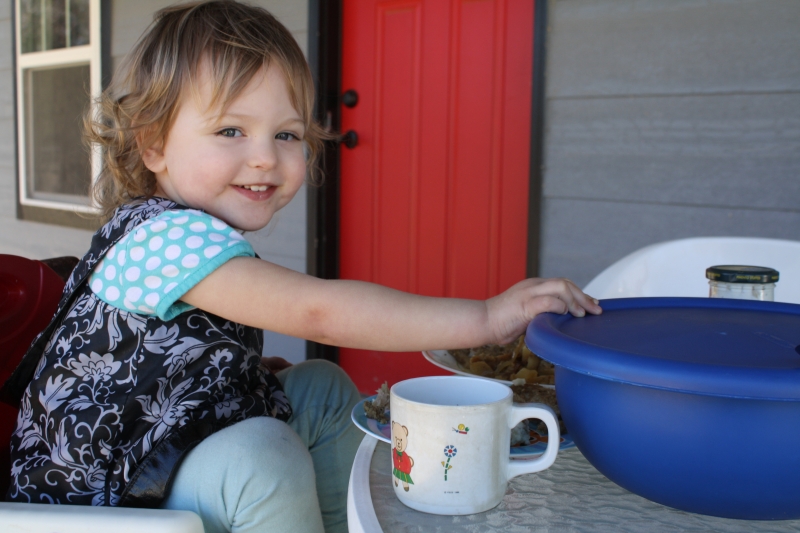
[[249, 138, 278, 170]]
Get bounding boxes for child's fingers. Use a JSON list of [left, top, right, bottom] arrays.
[[490, 277, 602, 344], [532, 278, 601, 317], [525, 292, 570, 318], [565, 282, 602, 316], [558, 289, 586, 317]]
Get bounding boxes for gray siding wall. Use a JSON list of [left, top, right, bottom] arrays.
[[539, 0, 800, 288], [0, 0, 310, 362], [0, 0, 12, 207]]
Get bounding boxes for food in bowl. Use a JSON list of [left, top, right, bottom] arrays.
[[363, 382, 390, 424], [447, 336, 555, 384]]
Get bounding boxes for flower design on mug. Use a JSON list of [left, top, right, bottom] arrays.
[[442, 445, 458, 480]]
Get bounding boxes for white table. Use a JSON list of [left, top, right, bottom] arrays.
[[348, 435, 800, 533]]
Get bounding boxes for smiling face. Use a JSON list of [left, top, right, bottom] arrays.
[[143, 62, 307, 231]]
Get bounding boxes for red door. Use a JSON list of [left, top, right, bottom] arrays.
[[339, 0, 535, 393]]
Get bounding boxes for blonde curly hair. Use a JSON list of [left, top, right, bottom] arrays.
[[85, 0, 329, 221]]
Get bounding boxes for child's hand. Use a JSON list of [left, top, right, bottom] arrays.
[[486, 278, 602, 345]]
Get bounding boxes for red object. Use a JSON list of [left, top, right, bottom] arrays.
[[339, 0, 535, 392], [392, 448, 413, 475], [0, 255, 66, 495]]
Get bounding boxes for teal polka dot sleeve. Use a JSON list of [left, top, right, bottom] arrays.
[[88, 209, 255, 320]]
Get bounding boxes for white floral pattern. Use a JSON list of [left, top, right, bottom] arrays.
[[5, 198, 291, 507]]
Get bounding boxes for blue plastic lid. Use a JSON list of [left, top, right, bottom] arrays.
[[526, 297, 800, 401]]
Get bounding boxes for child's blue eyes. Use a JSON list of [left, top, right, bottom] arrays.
[[217, 128, 242, 138], [216, 129, 301, 141], [276, 132, 301, 141]]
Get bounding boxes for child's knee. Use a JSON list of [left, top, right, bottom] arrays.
[[234, 417, 310, 464], [167, 418, 321, 531], [224, 418, 317, 495]]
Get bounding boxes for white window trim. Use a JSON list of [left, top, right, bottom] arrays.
[[15, 0, 101, 214]]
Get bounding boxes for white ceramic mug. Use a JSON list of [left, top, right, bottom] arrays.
[[389, 376, 559, 515]]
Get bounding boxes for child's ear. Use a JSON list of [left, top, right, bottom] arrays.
[[141, 138, 166, 174]]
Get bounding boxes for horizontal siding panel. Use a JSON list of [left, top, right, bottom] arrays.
[[543, 93, 800, 210], [0, 172, 14, 213], [0, 218, 93, 259], [247, 186, 308, 261], [110, 0, 171, 58], [0, 120, 12, 216], [111, 1, 309, 58], [0, 69, 13, 117], [262, 331, 305, 364], [0, 18, 11, 71], [547, 0, 800, 97], [292, 30, 308, 56], [0, 117, 14, 163], [259, 1, 308, 34], [1, 0, 12, 221], [539, 197, 800, 288]]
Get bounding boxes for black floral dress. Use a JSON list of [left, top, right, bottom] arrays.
[[1, 198, 291, 507]]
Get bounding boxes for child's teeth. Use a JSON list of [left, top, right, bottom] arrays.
[[243, 185, 268, 191]]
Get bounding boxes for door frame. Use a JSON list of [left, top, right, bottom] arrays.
[[306, 0, 343, 362], [305, 0, 548, 361], [527, 0, 548, 278]]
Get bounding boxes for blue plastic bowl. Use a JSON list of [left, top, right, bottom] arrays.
[[526, 297, 800, 520]]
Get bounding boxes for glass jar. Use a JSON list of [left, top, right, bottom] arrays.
[[706, 265, 779, 302]]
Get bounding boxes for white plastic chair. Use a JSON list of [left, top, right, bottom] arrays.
[[583, 237, 800, 303], [0, 502, 204, 533]]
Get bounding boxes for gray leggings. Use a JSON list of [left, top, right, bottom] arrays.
[[161, 359, 363, 533]]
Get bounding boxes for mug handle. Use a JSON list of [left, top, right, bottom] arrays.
[[506, 403, 560, 480]]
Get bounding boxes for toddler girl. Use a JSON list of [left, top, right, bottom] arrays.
[[1, 2, 601, 532]]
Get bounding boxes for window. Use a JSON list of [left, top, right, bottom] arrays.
[[15, 0, 101, 214]]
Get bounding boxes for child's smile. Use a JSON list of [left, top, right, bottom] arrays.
[[143, 62, 307, 231], [234, 183, 277, 201]]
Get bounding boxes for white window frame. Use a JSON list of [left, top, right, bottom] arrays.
[[15, 0, 101, 214]]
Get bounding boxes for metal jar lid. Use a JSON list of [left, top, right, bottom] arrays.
[[706, 265, 779, 284]]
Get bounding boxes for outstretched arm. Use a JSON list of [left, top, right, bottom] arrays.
[[181, 256, 601, 351]]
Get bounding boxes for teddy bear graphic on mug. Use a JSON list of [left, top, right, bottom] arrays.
[[391, 421, 415, 491]]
